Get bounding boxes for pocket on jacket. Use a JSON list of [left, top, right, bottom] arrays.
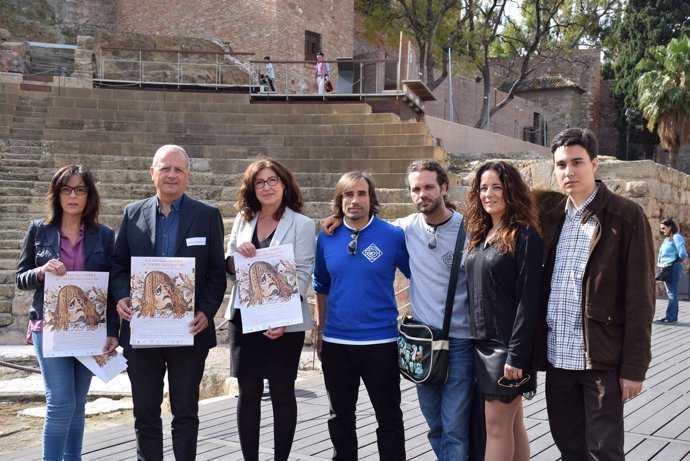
[[585, 305, 623, 365]]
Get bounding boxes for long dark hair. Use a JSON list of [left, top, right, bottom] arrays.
[[464, 161, 538, 254], [235, 158, 303, 222], [45, 165, 101, 228], [662, 218, 678, 235]]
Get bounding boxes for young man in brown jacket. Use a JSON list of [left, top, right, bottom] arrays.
[[533, 127, 655, 460]]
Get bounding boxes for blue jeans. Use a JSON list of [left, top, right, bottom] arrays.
[[663, 262, 683, 321], [416, 337, 474, 461], [33, 331, 93, 461]]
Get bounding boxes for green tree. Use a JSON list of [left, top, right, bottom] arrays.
[[356, 0, 622, 127], [456, 0, 620, 128], [636, 36, 690, 169], [611, 0, 690, 154]]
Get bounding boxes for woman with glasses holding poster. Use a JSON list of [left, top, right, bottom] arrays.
[[16, 165, 118, 460], [225, 159, 315, 461], [464, 161, 542, 460]]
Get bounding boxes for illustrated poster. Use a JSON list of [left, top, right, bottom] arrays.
[[77, 351, 128, 383], [42, 271, 108, 357], [234, 243, 303, 333], [129, 257, 195, 347]]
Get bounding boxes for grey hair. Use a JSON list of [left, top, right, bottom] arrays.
[[152, 144, 191, 171]]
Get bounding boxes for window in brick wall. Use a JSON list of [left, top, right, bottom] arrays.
[[305, 31, 321, 61]]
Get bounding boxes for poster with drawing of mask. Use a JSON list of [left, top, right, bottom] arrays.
[[43, 271, 108, 357], [234, 243, 303, 333], [129, 257, 195, 347]]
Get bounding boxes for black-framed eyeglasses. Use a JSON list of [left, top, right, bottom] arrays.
[[427, 226, 438, 250], [254, 176, 280, 189], [347, 230, 360, 255], [59, 186, 88, 196], [497, 374, 531, 388]]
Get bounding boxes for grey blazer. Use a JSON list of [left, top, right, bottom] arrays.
[[226, 207, 316, 332], [110, 194, 227, 349]]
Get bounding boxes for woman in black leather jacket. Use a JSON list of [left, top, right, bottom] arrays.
[[464, 161, 542, 461], [16, 165, 118, 461]]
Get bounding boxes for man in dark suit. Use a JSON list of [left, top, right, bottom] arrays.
[[110, 144, 227, 461]]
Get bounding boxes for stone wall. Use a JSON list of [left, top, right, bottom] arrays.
[[448, 154, 690, 258], [489, 49, 602, 136], [515, 87, 583, 148]]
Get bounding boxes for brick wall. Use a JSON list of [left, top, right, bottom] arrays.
[[489, 49, 602, 135], [113, 0, 353, 93], [426, 75, 540, 143]]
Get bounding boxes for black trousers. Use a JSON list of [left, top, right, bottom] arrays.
[[321, 341, 405, 461], [124, 345, 209, 461], [545, 364, 624, 461]]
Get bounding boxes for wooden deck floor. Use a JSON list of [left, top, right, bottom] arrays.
[[3, 299, 690, 460]]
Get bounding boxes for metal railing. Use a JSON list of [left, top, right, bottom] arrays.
[[248, 57, 399, 96], [97, 47, 255, 88]]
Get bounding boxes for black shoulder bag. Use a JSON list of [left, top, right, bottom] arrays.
[[397, 222, 467, 384]]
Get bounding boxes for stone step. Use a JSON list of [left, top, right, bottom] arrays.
[[0, 158, 43, 168], [17, 95, 50, 105], [6, 133, 42, 141], [12, 116, 46, 124], [42, 129, 432, 148], [10, 122, 44, 131], [42, 153, 435, 175], [0, 259, 19, 270], [45, 118, 428, 136], [51, 96, 371, 115], [46, 141, 442, 161], [6, 139, 43, 148], [19, 83, 51, 93], [57, 87, 251, 104], [0, 269, 15, 284], [0, 248, 20, 261], [47, 106, 398, 125]]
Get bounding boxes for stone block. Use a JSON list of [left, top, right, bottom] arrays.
[[0, 28, 9, 41], [0, 313, 12, 327], [77, 35, 95, 50]]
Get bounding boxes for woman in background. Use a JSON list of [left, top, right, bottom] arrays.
[[16, 165, 118, 461], [656, 218, 688, 323], [226, 159, 315, 461], [464, 161, 542, 461]]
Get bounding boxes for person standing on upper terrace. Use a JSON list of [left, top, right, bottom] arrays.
[[315, 51, 330, 95]]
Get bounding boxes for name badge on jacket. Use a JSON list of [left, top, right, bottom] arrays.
[[186, 237, 207, 246]]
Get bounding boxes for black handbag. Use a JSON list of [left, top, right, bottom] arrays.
[[474, 339, 534, 395], [398, 223, 466, 384], [655, 264, 673, 282]]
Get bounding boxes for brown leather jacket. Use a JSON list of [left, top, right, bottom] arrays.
[[533, 181, 655, 382]]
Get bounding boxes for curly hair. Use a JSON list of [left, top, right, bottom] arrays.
[[331, 171, 381, 218], [464, 161, 539, 254], [235, 158, 303, 222], [45, 165, 101, 228]]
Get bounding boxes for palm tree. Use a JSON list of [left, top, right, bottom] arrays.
[[636, 35, 690, 169]]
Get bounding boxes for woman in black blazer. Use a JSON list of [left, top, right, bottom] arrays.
[[16, 165, 118, 461]]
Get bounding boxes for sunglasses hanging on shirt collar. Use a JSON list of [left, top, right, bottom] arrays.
[[427, 226, 438, 250], [347, 230, 360, 255]]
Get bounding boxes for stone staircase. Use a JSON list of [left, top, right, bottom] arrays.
[[0, 82, 444, 343]]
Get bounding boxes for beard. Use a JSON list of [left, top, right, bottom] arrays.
[[416, 196, 442, 216]]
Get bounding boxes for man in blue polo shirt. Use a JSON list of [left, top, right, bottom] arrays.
[[314, 170, 410, 461]]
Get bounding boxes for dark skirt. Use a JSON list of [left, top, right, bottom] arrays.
[[229, 311, 305, 380]]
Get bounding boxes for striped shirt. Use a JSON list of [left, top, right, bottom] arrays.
[[547, 186, 599, 370]]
